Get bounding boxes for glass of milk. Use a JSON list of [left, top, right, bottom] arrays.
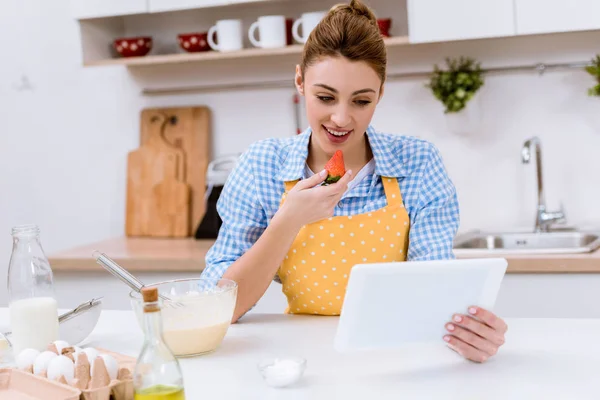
[[7, 224, 59, 354]]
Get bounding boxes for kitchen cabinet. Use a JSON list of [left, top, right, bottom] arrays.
[[515, 0, 600, 35], [407, 0, 516, 43], [149, 0, 227, 13], [148, 0, 277, 13], [71, 0, 148, 20]]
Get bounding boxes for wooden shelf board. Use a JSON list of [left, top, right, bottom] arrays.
[[84, 36, 410, 67]]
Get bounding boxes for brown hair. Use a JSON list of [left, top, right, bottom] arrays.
[[300, 0, 387, 86]]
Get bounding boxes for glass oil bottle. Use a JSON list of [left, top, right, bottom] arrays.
[[133, 286, 185, 400]]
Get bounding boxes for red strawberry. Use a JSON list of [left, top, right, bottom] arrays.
[[324, 150, 345, 184]]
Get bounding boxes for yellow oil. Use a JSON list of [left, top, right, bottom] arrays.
[[134, 385, 185, 400]]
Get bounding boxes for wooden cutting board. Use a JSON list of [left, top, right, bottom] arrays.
[[140, 106, 211, 236], [145, 113, 187, 181], [126, 114, 190, 237]]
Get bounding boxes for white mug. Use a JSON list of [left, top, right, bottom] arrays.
[[292, 11, 326, 43], [248, 15, 287, 48], [207, 19, 243, 52]]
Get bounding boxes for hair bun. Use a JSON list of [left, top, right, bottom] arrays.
[[349, 0, 376, 20], [329, 0, 378, 26]]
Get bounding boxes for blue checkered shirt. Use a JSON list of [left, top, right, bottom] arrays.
[[201, 125, 460, 280]]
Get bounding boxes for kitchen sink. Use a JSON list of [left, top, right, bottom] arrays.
[[453, 137, 600, 256], [453, 230, 600, 255]]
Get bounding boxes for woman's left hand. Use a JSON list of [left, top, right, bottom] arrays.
[[443, 306, 508, 363]]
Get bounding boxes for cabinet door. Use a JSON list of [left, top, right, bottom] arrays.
[[71, 0, 148, 19], [515, 0, 600, 35], [407, 0, 516, 43], [149, 0, 228, 13]]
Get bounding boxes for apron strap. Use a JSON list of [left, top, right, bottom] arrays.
[[284, 181, 297, 193], [280, 180, 299, 206], [381, 177, 404, 206]]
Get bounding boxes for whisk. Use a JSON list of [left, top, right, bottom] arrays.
[[92, 250, 185, 309]]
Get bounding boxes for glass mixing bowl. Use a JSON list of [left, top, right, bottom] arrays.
[[130, 278, 237, 357]]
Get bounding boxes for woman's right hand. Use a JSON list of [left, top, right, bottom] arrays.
[[278, 169, 354, 229]]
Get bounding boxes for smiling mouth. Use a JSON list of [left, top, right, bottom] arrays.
[[323, 126, 352, 137]]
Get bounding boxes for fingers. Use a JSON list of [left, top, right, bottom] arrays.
[[445, 322, 498, 358], [323, 170, 353, 196], [444, 335, 491, 363], [337, 169, 354, 186], [293, 169, 327, 191], [444, 307, 508, 363], [467, 306, 508, 334], [450, 314, 505, 347]]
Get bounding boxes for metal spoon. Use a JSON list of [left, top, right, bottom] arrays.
[[92, 250, 185, 308]]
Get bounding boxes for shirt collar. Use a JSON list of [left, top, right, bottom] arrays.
[[275, 129, 311, 182], [275, 125, 409, 182], [366, 125, 409, 178]]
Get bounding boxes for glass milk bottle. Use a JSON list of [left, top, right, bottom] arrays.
[[7, 224, 59, 354]]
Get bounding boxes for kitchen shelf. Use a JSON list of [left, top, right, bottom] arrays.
[[85, 36, 410, 68]]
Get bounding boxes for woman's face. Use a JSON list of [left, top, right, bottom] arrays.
[[296, 56, 383, 156]]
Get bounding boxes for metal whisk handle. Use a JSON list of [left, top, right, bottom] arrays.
[[92, 250, 182, 307], [92, 250, 145, 292]]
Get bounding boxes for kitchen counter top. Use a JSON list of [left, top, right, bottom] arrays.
[[456, 249, 600, 273], [48, 237, 600, 273], [48, 237, 213, 272], [1, 309, 598, 399]]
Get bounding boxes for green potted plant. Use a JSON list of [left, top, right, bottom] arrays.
[[586, 55, 600, 97], [427, 56, 485, 113], [427, 57, 485, 135]]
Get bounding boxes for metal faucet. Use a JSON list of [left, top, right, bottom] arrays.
[[521, 137, 565, 232]]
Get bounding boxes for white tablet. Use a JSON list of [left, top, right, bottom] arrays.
[[333, 258, 507, 352]]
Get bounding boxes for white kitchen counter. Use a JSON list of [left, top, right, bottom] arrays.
[[1, 309, 599, 399]]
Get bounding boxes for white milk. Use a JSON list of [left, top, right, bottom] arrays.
[[9, 297, 59, 354]]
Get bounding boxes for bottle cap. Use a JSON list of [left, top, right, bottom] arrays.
[[141, 287, 158, 302], [141, 287, 160, 312]]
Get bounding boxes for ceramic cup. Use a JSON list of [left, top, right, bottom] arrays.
[[292, 11, 326, 43], [207, 19, 243, 52], [377, 18, 392, 37], [286, 18, 294, 45], [248, 15, 287, 48]]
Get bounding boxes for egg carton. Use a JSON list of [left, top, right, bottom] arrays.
[[80, 348, 135, 400], [13, 345, 135, 400], [0, 368, 80, 400]]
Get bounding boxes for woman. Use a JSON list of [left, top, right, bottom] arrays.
[[202, 0, 507, 363]]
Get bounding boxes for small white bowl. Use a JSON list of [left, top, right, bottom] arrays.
[[257, 357, 307, 388]]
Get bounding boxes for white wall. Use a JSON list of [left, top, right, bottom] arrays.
[[1, 0, 600, 314], [0, 0, 144, 303]]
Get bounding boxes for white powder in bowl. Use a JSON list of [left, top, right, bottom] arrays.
[[260, 358, 306, 388]]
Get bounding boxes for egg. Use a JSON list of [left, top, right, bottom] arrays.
[[33, 351, 58, 375], [16, 348, 40, 370], [53, 340, 70, 354], [47, 355, 75, 384], [91, 354, 118, 380], [81, 347, 99, 363]]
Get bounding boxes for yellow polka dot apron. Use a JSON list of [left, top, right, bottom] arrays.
[[277, 177, 410, 315]]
